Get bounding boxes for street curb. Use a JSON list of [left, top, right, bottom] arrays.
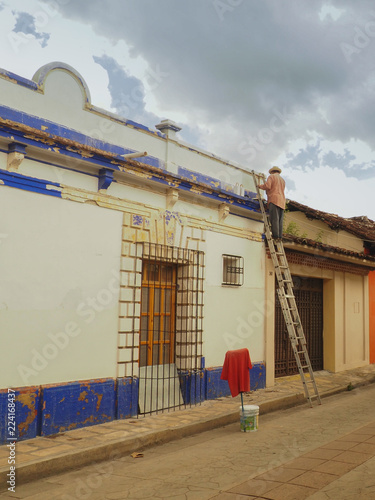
[[319, 374, 375, 400], [1, 376, 375, 489]]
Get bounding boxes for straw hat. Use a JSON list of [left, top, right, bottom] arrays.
[[269, 166, 282, 174]]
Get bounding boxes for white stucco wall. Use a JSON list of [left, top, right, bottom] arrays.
[[203, 231, 265, 367], [0, 66, 258, 194], [0, 64, 267, 390], [0, 186, 122, 388]]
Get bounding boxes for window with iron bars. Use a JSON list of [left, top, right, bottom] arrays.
[[135, 243, 204, 416], [222, 254, 244, 286]]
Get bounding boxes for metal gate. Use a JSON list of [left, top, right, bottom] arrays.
[[138, 243, 204, 415], [275, 276, 323, 377]]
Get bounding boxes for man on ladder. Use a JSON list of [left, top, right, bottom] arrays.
[[252, 167, 321, 407], [258, 165, 286, 242]]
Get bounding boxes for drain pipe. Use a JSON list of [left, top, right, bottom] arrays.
[[122, 151, 148, 159]]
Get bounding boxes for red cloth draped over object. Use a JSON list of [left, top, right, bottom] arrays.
[[220, 348, 252, 397]]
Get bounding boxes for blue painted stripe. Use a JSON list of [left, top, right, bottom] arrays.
[[0, 128, 260, 211], [8, 142, 27, 154], [0, 126, 130, 173], [122, 117, 158, 134], [149, 172, 259, 212], [0, 105, 260, 212], [0, 104, 164, 170], [179, 167, 222, 189], [0, 169, 62, 197], [178, 166, 256, 199], [0, 69, 39, 91], [0, 146, 100, 183]]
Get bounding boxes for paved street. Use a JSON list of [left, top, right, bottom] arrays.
[[2, 383, 375, 499]]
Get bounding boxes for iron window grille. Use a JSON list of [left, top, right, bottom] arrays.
[[132, 243, 204, 416], [222, 254, 244, 286]]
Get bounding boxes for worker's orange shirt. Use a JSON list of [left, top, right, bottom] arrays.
[[258, 173, 286, 210]]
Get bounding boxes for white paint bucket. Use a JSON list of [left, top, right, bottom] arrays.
[[239, 405, 259, 432]]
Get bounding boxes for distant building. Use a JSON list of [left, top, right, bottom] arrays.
[[268, 201, 375, 385], [0, 63, 374, 443]]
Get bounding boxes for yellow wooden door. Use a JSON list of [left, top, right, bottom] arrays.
[[140, 261, 177, 367]]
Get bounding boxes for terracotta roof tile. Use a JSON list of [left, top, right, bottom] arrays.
[[283, 234, 375, 263], [287, 200, 375, 243]]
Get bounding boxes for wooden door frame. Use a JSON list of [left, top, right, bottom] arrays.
[[140, 261, 177, 367]]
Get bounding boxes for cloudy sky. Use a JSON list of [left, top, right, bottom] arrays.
[[1, 0, 375, 220]]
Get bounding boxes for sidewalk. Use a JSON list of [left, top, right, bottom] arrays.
[[1, 365, 375, 491], [216, 417, 375, 500]]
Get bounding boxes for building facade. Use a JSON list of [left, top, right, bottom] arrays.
[[0, 63, 266, 443], [1, 63, 374, 443], [264, 201, 375, 386]]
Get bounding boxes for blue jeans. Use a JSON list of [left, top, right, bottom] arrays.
[[268, 203, 284, 239]]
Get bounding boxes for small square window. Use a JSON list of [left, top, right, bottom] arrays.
[[222, 255, 244, 286]]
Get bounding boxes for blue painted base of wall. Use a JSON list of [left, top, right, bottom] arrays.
[[0, 363, 267, 444], [179, 370, 205, 405], [117, 377, 139, 419], [41, 379, 116, 436], [206, 368, 232, 399], [206, 362, 266, 400], [250, 362, 266, 391], [0, 387, 40, 443]]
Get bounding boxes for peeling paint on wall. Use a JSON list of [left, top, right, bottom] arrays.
[[0, 387, 40, 443], [41, 379, 116, 436], [0, 169, 62, 197]]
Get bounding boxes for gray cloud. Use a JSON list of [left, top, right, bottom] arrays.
[[41, 0, 375, 170], [13, 11, 50, 48], [286, 143, 322, 171], [93, 53, 157, 127], [92, 53, 201, 146], [323, 151, 375, 180], [286, 144, 375, 181]]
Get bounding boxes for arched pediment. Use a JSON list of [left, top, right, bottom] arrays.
[[32, 61, 91, 107]]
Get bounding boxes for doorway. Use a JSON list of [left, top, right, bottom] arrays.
[[139, 260, 182, 413], [140, 261, 177, 367], [275, 276, 323, 377]]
